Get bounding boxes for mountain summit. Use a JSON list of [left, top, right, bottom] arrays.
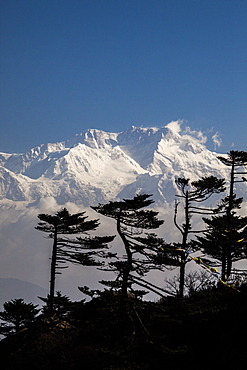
[[0, 123, 237, 206]]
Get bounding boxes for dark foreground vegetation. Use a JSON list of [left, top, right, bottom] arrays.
[[1, 150, 247, 369], [1, 283, 247, 370]]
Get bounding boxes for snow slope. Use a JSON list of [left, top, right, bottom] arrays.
[[0, 124, 239, 206]]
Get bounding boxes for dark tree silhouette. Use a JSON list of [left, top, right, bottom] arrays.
[[216, 150, 247, 278], [197, 214, 247, 281], [38, 291, 74, 317], [35, 208, 109, 313], [92, 194, 165, 297], [58, 235, 116, 268], [174, 176, 225, 297], [0, 299, 39, 335]]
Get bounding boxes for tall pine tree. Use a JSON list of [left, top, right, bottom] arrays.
[[197, 214, 247, 281], [174, 176, 225, 297], [197, 151, 247, 281], [36, 208, 113, 313], [92, 194, 164, 297]]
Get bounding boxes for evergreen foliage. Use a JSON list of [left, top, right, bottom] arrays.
[[35, 208, 113, 313], [199, 150, 247, 280], [0, 299, 39, 335], [58, 235, 116, 267], [197, 214, 247, 280], [173, 176, 225, 296], [1, 286, 247, 369], [92, 194, 166, 297], [38, 291, 76, 317], [217, 150, 247, 168]]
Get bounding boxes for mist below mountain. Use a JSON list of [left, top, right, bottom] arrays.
[[0, 278, 47, 309]]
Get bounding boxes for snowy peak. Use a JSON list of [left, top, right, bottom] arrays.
[[1, 143, 68, 178], [43, 143, 146, 181], [0, 125, 181, 179], [1, 123, 244, 206], [65, 129, 118, 149], [149, 128, 222, 177], [0, 167, 30, 201], [117, 125, 183, 169]]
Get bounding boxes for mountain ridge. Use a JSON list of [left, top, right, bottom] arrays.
[[0, 124, 237, 206]]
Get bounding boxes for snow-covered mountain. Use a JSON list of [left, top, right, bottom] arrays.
[[0, 124, 238, 206], [0, 122, 246, 301]]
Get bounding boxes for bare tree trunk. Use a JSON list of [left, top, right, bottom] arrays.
[[179, 191, 190, 298], [179, 258, 186, 298], [117, 216, 132, 298], [49, 227, 57, 314], [226, 159, 235, 279], [221, 245, 227, 281]]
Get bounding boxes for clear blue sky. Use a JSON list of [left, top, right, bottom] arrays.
[[1, 0, 246, 153]]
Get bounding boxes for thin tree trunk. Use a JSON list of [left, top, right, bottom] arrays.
[[179, 191, 190, 298], [117, 215, 132, 298], [179, 258, 186, 298], [221, 244, 227, 281], [14, 318, 20, 332], [49, 227, 57, 314], [226, 158, 235, 279], [226, 248, 232, 279]]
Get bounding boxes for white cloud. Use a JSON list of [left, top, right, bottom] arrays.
[[165, 120, 182, 134], [35, 196, 58, 212], [183, 126, 207, 144], [212, 132, 222, 149]]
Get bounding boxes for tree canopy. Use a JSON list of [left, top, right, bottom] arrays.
[[0, 299, 39, 335], [36, 208, 114, 313], [92, 194, 165, 296]]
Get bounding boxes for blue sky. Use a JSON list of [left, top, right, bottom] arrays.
[[0, 0, 246, 154]]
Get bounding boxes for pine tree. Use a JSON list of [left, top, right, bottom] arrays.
[[35, 208, 110, 313], [197, 214, 247, 281], [92, 194, 165, 297], [216, 150, 247, 278], [174, 176, 225, 297], [0, 299, 39, 335], [58, 235, 116, 268], [38, 291, 74, 317]]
